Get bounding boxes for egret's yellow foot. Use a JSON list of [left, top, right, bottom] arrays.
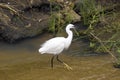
[[63, 62, 72, 70]]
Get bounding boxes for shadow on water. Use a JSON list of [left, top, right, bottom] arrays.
[[0, 33, 120, 80]]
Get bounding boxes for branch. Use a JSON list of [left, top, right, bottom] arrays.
[[90, 32, 118, 62], [0, 3, 40, 21], [0, 3, 19, 15]]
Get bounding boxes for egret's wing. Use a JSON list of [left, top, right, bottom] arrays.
[[39, 37, 66, 54]]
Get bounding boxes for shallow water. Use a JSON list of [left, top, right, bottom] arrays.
[[0, 33, 120, 80]]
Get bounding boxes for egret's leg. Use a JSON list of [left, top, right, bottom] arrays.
[[51, 56, 55, 68], [56, 55, 72, 70]]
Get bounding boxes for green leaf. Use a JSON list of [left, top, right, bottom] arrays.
[[90, 42, 95, 48], [117, 49, 120, 53]]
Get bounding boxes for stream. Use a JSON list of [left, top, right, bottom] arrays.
[[0, 33, 120, 80]]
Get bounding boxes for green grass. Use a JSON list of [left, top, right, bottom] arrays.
[[48, 1, 74, 34], [76, 0, 120, 64]]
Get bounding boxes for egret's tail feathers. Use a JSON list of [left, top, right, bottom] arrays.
[[38, 48, 45, 54]]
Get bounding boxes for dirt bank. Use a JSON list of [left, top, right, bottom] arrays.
[[0, 0, 80, 43]]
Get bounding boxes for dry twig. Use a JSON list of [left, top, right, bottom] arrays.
[[90, 32, 118, 62], [0, 3, 19, 15]]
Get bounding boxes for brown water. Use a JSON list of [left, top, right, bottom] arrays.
[[0, 33, 120, 80]]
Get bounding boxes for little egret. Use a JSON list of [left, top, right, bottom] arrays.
[[39, 24, 75, 70]]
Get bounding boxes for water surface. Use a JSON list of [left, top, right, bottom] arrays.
[[0, 33, 120, 80]]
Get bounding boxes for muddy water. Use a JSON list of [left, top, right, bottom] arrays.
[[0, 33, 120, 80]]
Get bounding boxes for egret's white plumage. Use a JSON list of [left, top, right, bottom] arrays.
[[39, 24, 74, 54], [38, 24, 74, 70], [39, 37, 65, 54]]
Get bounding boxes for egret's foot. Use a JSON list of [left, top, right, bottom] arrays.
[[63, 62, 72, 70]]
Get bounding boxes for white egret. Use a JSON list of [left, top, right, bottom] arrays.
[[38, 24, 75, 70]]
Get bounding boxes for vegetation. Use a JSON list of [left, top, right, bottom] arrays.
[[48, 1, 74, 34], [77, 0, 120, 65]]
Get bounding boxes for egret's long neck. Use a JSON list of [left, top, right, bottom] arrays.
[[64, 25, 74, 49], [66, 28, 73, 43], [66, 28, 73, 48]]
